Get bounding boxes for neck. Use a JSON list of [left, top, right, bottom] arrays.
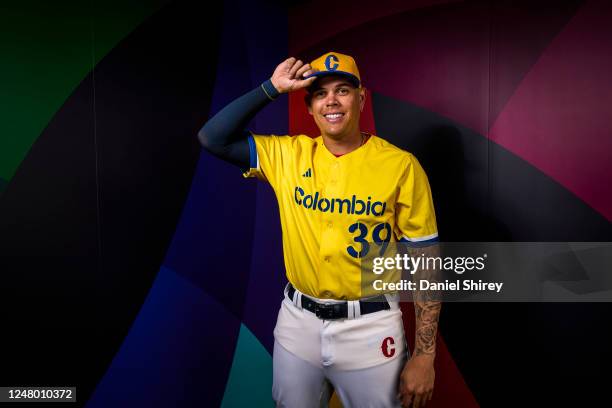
[[322, 129, 363, 156]]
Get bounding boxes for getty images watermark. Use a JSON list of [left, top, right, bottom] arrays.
[[371, 252, 503, 293], [360, 242, 612, 302]]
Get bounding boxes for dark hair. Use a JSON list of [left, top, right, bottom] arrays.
[[304, 92, 313, 106], [304, 75, 360, 106]]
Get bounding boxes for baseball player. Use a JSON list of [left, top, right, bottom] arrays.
[[198, 52, 440, 408]]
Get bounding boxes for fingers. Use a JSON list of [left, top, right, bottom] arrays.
[[413, 390, 433, 408], [288, 76, 316, 92], [399, 392, 412, 408], [399, 389, 432, 408], [281, 57, 315, 79], [282, 57, 296, 72], [288, 59, 304, 77], [300, 76, 317, 87], [295, 63, 312, 79], [415, 394, 424, 408], [398, 386, 413, 408]]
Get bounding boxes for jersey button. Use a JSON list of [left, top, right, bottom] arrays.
[[324, 256, 330, 262], [322, 291, 332, 298]]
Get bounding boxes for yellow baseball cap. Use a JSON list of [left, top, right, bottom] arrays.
[[304, 51, 361, 88]]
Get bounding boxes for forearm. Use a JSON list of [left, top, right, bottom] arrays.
[[414, 300, 441, 357], [412, 244, 442, 357], [197, 79, 279, 168]]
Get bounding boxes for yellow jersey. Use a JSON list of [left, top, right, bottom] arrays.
[[244, 133, 438, 300]]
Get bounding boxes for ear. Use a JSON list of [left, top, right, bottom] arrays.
[[359, 87, 367, 112], [304, 94, 313, 115]]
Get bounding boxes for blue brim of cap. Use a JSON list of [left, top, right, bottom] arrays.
[[304, 70, 360, 88]]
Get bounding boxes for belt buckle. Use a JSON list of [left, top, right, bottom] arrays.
[[314, 303, 343, 320]]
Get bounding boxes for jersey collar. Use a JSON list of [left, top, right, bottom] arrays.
[[317, 133, 373, 161]]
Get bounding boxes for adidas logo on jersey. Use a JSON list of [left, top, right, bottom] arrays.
[[302, 168, 312, 177]]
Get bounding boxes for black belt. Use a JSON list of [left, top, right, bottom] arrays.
[[287, 284, 390, 320]]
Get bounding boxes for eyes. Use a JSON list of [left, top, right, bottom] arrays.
[[313, 87, 351, 100]]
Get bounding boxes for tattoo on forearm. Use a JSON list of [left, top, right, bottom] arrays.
[[411, 244, 442, 357], [414, 300, 441, 356]]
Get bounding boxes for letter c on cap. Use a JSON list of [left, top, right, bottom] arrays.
[[325, 54, 339, 71]]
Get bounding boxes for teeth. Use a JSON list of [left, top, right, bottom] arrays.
[[325, 113, 343, 119]]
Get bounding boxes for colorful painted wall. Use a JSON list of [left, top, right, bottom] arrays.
[[1, 1, 611, 407]]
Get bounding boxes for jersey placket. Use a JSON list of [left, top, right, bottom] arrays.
[[317, 157, 342, 298]]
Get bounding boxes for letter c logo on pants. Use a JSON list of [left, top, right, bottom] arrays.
[[381, 336, 395, 358]]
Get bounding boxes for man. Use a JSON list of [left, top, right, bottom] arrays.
[[199, 52, 440, 408]]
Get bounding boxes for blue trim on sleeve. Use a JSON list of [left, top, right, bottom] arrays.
[[399, 236, 439, 247], [247, 134, 257, 169], [261, 79, 280, 100]]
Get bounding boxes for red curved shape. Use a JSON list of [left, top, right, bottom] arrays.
[[402, 303, 479, 408], [289, 0, 461, 55], [489, 1, 612, 221]]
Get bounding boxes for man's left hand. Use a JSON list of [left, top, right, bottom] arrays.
[[398, 354, 435, 408]]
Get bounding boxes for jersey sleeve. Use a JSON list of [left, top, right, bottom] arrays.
[[394, 154, 439, 245], [242, 133, 291, 189]]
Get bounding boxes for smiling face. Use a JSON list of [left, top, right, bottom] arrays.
[[307, 76, 366, 141]]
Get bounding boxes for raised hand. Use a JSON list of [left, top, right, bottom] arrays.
[[270, 57, 317, 94]]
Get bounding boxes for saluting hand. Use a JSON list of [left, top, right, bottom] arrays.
[[270, 57, 317, 94]]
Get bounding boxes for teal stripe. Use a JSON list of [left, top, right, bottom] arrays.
[[221, 324, 273, 408]]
